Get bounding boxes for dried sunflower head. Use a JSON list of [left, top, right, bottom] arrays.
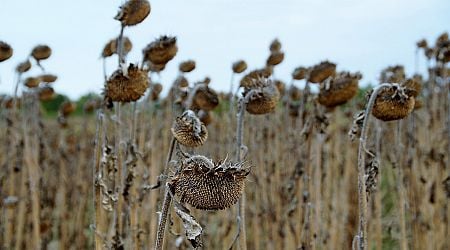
[[1, 95, 16, 109], [266, 51, 284, 66], [274, 79, 286, 96], [83, 99, 101, 113], [232, 60, 247, 74], [179, 60, 196, 73], [16, 60, 31, 73], [289, 85, 302, 101], [192, 85, 219, 111], [171, 110, 208, 147], [104, 63, 149, 102], [59, 101, 77, 117], [0, 41, 13, 62], [244, 77, 280, 115], [318, 72, 360, 108], [371, 82, 416, 121], [115, 0, 151, 26], [308, 61, 336, 83], [143, 35, 178, 65], [149, 83, 163, 101], [39, 74, 58, 83], [102, 37, 133, 58], [270, 38, 282, 52], [170, 154, 249, 210], [175, 75, 189, 88], [24, 77, 41, 88], [31, 45, 51, 61], [416, 39, 428, 49], [292, 66, 307, 80], [38, 86, 55, 101]]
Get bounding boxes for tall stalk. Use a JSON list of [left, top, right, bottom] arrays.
[[395, 121, 408, 250], [93, 111, 105, 249], [355, 83, 391, 250], [154, 138, 176, 250]]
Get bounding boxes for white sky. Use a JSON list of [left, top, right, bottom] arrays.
[[0, 0, 449, 99]]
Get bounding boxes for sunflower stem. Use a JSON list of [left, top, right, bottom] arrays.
[[155, 137, 177, 250], [356, 83, 391, 250]]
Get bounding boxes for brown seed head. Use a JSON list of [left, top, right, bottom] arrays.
[[425, 47, 435, 60], [292, 66, 307, 80], [270, 38, 282, 52], [174, 75, 189, 88], [31, 45, 52, 61], [289, 85, 302, 101], [170, 155, 249, 210], [39, 74, 58, 83], [0, 41, 13, 62], [104, 64, 149, 102], [115, 0, 151, 26], [192, 85, 219, 111], [16, 60, 31, 73], [149, 83, 163, 101], [102, 37, 133, 58], [372, 83, 415, 121], [179, 60, 196, 73], [244, 77, 280, 115], [1, 95, 21, 109], [416, 39, 428, 49], [318, 72, 360, 108], [38, 86, 55, 101], [59, 101, 77, 117], [143, 35, 178, 65], [171, 110, 208, 147], [435, 32, 449, 47], [266, 51, 284, 66], [83, 99, 101, 113], [308, 61, 337, 83], [274, 79, 286, 96], [24, 77, 41, 88], [232, 60, 247, 73]]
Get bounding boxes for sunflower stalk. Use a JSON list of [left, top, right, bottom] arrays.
[[230, 89, 256, 250], [155, 137, 177, 250], [355, 83, 391, 250]]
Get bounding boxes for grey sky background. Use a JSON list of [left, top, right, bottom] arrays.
[[0, 0, 449, 99]]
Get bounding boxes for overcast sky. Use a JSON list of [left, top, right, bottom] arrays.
[[0, 0, 449, 99]]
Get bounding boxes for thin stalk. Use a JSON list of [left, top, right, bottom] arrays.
[[115, 103, 125, 240], [300, 80, 311, 127], [229, 72, 235, 114], [230, 90, 255, 250], [236, 98, 247, 250], [93, 111, 105, 250], [395, 121, 408, 250], [117, 25, 125, 66], [355, 83, 391, 250], [103, 58, 108, 82], [155, 137, 177, 250], [374, 121, 383, 250], [22, 91, 41, 249]]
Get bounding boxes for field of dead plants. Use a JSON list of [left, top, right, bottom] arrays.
[[1, 1, 449, 250]]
